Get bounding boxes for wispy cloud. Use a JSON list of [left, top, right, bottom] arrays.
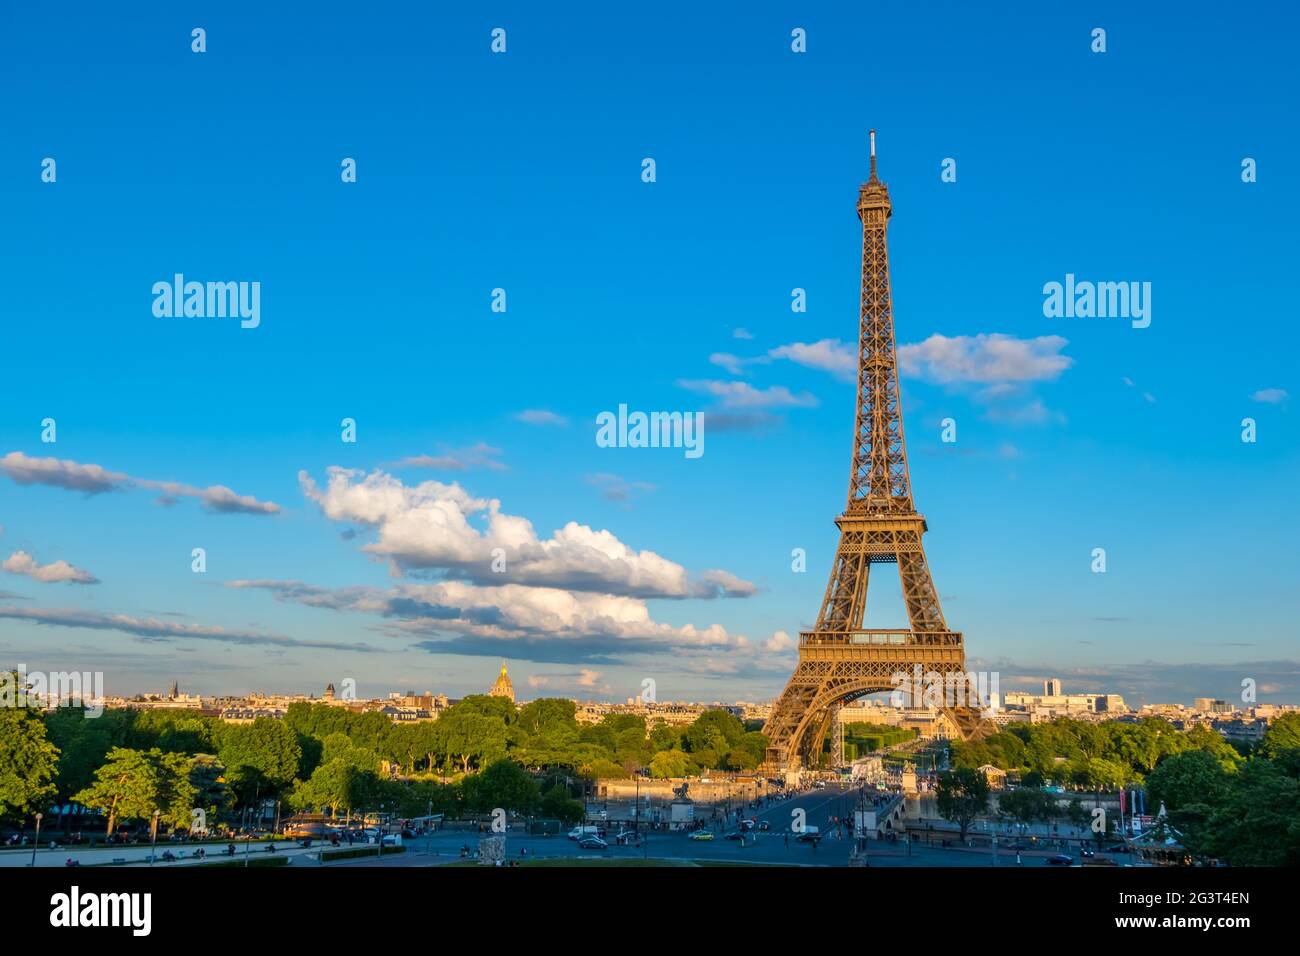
[[0, 451, 280, 515], [1250, 388, 1289, 405], [585, 472, 656, 504], [677, 380, 817, 409], [0, 605, 373, 652], [768, 339, 857, 382], [396, 443, 506, 472], [515, 409, 569, 427]]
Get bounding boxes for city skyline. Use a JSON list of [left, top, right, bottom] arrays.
[[2, 5, 1298, 709]]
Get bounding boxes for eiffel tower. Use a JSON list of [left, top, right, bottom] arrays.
[[763, 132, 976, 771]]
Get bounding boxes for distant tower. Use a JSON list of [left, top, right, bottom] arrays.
[[489, 662, 516, 703], [1044, 679, 1062, 697], [324, 682, 336, 701], [169, 680, 179, 699]]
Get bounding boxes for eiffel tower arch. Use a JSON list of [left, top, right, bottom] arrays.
[[763, 132, 976, 771]]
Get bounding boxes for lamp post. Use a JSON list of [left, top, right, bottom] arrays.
[[30, 813, 43, 867]]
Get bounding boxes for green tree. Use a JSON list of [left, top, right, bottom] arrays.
[[935, 767, 990, 840], [0, 704, 59, 822], [649, 749, 689, 779], [461, 759, 540, 815], [217, 718, 303, 805], [73, 747, 162, 835]]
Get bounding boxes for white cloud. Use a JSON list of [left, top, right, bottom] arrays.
[[229, 577, 747, 650], [898, 334, 1072, 385], [1250, 388, 1289, 405], [732, 328, 754, 340], [0, 451, 280, 515], [585, 473, 655, 504], [2, 550, 98, 584], [763, 630, 796, 653], [298, 467, 754, 599], [768, 339, 857, 382], [677, 380, 818, 409], [515, 409, 569, 427], [0, 604, 371, 651], [396, 443, 505, 472], [708, 352, 754, 376]]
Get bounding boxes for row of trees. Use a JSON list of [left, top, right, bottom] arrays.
[[1, 690, 767, 835], [935, 714, 1300, 866], [950, 716, 1243, 789]]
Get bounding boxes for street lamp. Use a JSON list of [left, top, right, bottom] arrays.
[[30, 812, 43, 868]]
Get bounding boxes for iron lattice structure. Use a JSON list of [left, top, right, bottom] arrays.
[[763, 134, 972, 770]]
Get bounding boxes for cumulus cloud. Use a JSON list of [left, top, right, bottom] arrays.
[[515, 409, 569, 427], [763, 630, 796, 653], [0, 451, 280, 515], [227, 577, 746, 652], [297, 467, 754, 599], [676, 380, 818, 410], [898, 333, 1072, 385], [2, 550, 98, 584], [0, 604, 373, 651]]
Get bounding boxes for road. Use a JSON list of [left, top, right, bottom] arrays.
[[3, 785, 1105, 869]]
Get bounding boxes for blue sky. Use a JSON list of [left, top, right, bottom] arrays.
[[1, 2, 1296, 706]]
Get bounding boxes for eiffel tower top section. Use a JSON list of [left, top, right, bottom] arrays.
[[847, 130, 913, 516]]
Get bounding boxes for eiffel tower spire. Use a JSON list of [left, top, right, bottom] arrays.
[[762, 133, 971, 771]]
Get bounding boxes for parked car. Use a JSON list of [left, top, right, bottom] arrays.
[[688, 830, 714, 841], [577, 836, 608, 850]]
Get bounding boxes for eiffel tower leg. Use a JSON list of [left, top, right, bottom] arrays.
[[897, 535, 947, 632]]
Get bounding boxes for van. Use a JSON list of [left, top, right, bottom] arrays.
[[567, 825, 600, 840]]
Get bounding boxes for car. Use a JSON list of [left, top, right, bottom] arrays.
[[1103, 843, 1131, 854], [688, 830, 714, 841], [795, 827, 822, 843], [739, 819, 756, 831], [757, 821, 770, 831], [1080, 846, 1095, 858], [577, 836, 608, 850], [1047, 854, 1073, 866], [723, 830, 744, 841], [613, 830, 637, 843]]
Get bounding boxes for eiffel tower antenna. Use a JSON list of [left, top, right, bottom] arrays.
[[762, 134, 983, 772]]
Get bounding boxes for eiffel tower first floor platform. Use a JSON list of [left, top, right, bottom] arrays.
[[761, 629, 968, 772]]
